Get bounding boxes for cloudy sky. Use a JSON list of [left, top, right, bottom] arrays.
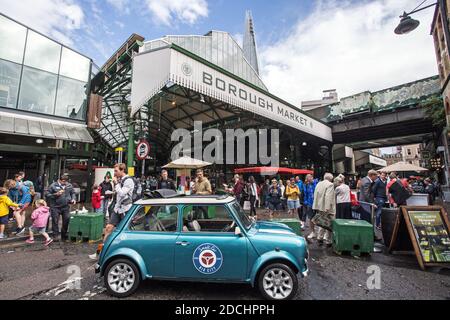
[[0, 0, 438, 104]]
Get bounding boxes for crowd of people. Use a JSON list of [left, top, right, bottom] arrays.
[[0, 171, 75, 244], [0, 165, 441, 253]]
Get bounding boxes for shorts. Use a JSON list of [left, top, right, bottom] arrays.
[[108, 211, 125, 227], [287, 200, 301, 210], [0, 215, 8, 225], [268, 201, 282, 211], [30, 226, 46, 234]]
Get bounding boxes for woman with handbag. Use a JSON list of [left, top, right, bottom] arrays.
[[311, 173, 336, 246]]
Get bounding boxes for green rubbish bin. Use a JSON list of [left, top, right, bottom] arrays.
[[332, 219, 374, 256], [272, 218, 303, 236], [69, 213, 104, 242]]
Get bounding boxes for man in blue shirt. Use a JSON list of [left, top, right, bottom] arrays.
[[303, 175, 318, 239], [372, 172, 387, 229]]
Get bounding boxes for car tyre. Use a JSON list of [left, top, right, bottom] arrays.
[[104, 258, 141, 298], [258, 263, 298, 300]]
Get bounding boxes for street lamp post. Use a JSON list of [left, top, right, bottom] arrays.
[[394, 2, 437, 34]]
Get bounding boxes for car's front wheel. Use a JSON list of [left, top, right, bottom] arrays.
[[257, 263, 298, 300], [104, 258, 141, 298]]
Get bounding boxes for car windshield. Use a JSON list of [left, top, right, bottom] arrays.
[[231, 201, 253, 230]]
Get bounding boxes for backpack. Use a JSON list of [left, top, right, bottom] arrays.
[[388, 179, 411, 205], [121, 176, 142, 203]]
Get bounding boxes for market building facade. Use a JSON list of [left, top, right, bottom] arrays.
[[0, 13, 101, 198]]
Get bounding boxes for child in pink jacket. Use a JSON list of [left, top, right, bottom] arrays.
[[26, 199, 53, 246]]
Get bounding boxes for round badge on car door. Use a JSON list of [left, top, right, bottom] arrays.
[[192, 243, 223, 274]]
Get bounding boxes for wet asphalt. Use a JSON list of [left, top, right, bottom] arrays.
[[0, 237, 448, 301]]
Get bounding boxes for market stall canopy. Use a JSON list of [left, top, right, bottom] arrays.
[[163, 156, 212, 169], [379, 162, 429, 173], [234, 167, 313, 175]]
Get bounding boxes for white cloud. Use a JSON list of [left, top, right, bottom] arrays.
[[144, 0, 208, 26], [259, 0, 439, 104], [0, 0, 84, 47], [106, 0, 131, 14]]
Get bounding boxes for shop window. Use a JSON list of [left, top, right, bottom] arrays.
[[0, 59, 21, 109], [54, 76, 87, 120], [0, 15, 27, 64], [18, 66, 57, 115], [59, 47, 90, 82], [23, 30, 61, 74]]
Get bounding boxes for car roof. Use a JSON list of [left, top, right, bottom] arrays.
[[135, 195, 236, 206]]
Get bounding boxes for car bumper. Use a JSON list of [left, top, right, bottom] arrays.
[[301, 258, 309, 278]]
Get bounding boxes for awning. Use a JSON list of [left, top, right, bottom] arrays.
[[235, 167, 313, 175], [0, 112, 94, 144]]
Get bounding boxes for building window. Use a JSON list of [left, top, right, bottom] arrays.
[[59, 47, 90, 82], [54, 76, 87, 120], [407, 149, 412, 156], [23, 30, 61, 74], [0, 59, 21, 109], [18, 66, 57, 115], [0, 15, 27, 64]]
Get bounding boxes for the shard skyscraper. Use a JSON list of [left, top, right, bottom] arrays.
[[243, 10, 260, 75]]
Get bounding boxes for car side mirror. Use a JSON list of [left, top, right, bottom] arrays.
[[235, 226, 242, 237]]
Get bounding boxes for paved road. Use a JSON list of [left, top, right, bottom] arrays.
[[0, 239, 448, 300]]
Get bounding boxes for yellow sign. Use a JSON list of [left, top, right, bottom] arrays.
[[115, 147, 124, 152], [128, 167, 135, 177]]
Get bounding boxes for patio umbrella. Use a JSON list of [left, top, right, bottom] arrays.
[[163, 156, 212, 169], [379, 162, 429, 173]]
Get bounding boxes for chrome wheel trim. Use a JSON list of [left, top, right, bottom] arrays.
[[107, 263, 135, 294], [262, 267, 293, 299]]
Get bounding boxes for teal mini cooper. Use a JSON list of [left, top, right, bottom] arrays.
[[95, 193, 309, 300]]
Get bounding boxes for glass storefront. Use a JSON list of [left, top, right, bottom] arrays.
[[0, 13, 91, 121], [0, 59, 21, 109], [18, 66, 58, 114]]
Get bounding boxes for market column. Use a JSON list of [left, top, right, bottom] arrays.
[[127, 122, 135, 176]]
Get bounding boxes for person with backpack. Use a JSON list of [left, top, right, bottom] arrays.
[[103, 163, 136, 242], [387, 172, 412, 207], [46, 174, 76, 241]]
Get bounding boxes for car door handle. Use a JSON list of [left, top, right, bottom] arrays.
[[176, 241, 190, 246]]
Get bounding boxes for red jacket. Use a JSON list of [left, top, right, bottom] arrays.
[[91, 191, 102, 209]]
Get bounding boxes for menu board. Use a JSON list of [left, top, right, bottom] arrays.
[[407, 211, 450, 263], [391, 206, 450, 270]]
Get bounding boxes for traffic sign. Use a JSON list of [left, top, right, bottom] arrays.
[[136, 140, 150, 160]]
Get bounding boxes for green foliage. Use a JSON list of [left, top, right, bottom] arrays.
[[423, 97, 446, 129]]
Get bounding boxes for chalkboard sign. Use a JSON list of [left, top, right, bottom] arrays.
[[390, 206, 450, 270]]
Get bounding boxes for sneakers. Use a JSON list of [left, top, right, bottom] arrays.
[[307, 232, 316, 240], [25, 239, 35, 244], [0, 234, 7, 239], [16, 227, 26, 236], [44, 238, 54, 246]]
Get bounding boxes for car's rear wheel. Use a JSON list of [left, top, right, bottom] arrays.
[[104, 258, 140, 298], [257, 263, 298, 300]]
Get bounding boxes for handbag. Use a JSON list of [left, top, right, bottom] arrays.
[[243, 200, 251, 211], [311, 211, 334, 231]]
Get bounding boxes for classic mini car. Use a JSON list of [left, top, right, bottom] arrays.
[[95, 193, 309, 300]]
